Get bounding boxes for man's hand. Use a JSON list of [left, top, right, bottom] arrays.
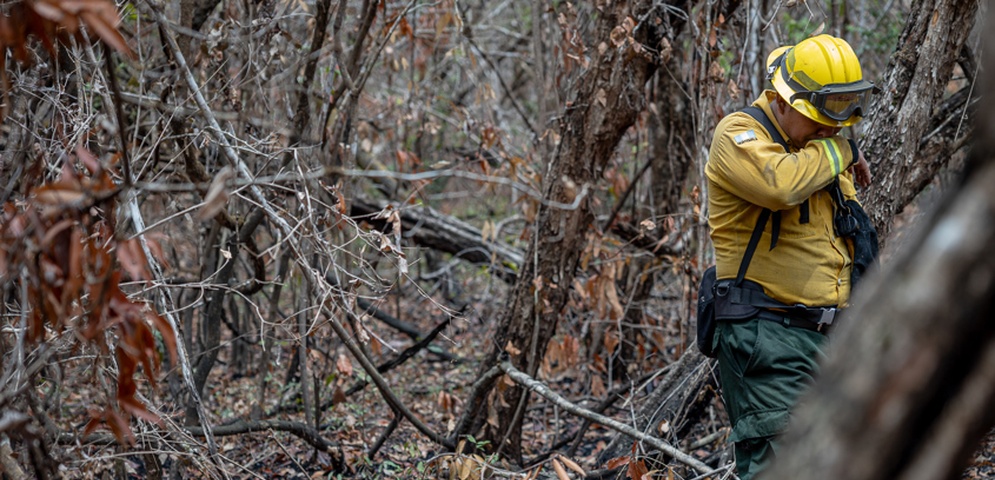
[[849, 150, 872, 188]]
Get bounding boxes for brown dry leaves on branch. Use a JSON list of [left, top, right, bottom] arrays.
[[0, 0, 160, 444], [1, 0, 133, 60], [0, 147, 176, 444], [0, 0, 132, 119]]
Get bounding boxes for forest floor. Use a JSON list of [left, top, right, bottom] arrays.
[[68, 318, 995, 480]]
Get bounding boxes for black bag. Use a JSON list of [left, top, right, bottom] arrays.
[[845, 199, 878, 287], [698, 266, 774, 357], [696, 266, 719, 357], [828, 178, 880, 287]]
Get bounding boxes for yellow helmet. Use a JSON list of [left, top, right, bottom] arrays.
[[766, 34, 875, 127]]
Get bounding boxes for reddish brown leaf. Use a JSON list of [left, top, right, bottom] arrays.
[[628, 458, 649, 480], [590, 374, 605, 398], [24, 3, 64, 55], [143, 236, 169, 270], [196, 166, 233, 221], [81, 411, 103, 439], [331, 386, 347, 404], [604, 456, 630, 469], [29, 0, 69, 23], [559, 457, 586, 477], [33, 184, 86, 207], [66, 228, 83, 299], [397, 16, 413, 39], [75, 145, 103, 173], [106, 409, 137, 445]]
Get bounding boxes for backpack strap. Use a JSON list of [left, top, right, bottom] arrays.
[[741, 105, 788, 150], [740, 106, 811, 243], [723, 106, 859, 316], [735, 208, 770, 287]]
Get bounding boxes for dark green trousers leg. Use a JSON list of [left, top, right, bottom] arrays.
[[713, 316, 828, 479], [734, 436, 774, 480]]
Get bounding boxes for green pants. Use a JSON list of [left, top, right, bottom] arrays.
[[713, 315, 828, 480]]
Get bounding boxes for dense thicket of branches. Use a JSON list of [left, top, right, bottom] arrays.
[[0, 0, 987, 478]]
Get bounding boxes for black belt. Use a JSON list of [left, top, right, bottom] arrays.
[[756, 309, 838, 334]]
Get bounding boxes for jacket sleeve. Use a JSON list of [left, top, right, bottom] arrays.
[[706, 113, 857, 211]]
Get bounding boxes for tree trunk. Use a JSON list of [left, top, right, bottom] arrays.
[[460, 1, 661, 463], [763, 9, 994, 480], [859, 0, 978, 244]]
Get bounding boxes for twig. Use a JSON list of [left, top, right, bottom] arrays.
[[327, 273, 460, 362], [498, 358, 712, 475], [61, 419, 343, 468], [462, 34, 538, 137], [562, 368, 668, 458], [689, 428, 729, 450], [282, 0, 333, 168], [345, 317, 454, 396], [297, 295, 315, 438], [336, 167, 590, 211], [601, 155, 654, 232], [271, 427, 312, 475], [367, 413, 400, 458], [325, 305, 454, 449], [101, 42, 132, 186], [687, 463, 736, 480]]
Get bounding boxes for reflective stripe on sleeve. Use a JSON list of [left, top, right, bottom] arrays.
[[813, 138, 844, 176]]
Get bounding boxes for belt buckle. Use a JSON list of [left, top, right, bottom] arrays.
[[817, 308, 836, 332]]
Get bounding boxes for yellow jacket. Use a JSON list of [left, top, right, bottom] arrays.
[[706, 91, 859, 307]]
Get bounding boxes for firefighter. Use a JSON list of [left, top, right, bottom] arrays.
[[705, 34, 875, 479]]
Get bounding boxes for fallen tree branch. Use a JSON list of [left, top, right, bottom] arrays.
[[367, 413, 400, 458], [325, 305, 453, 449], [267, 316, 457, 418], [185, 420, 340, 456], [562, 367, 672, 459], [351, 197, 524, 282], [597, 348, 718, 465], [497, 358, 711, 475], [0, 438, 27, 480]]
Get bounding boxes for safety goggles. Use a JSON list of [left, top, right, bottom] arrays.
[[789, 81, 876, 121], [769, 52, 876, 122]]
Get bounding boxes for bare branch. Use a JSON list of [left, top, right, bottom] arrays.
[[497, 358, 712, 475]]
